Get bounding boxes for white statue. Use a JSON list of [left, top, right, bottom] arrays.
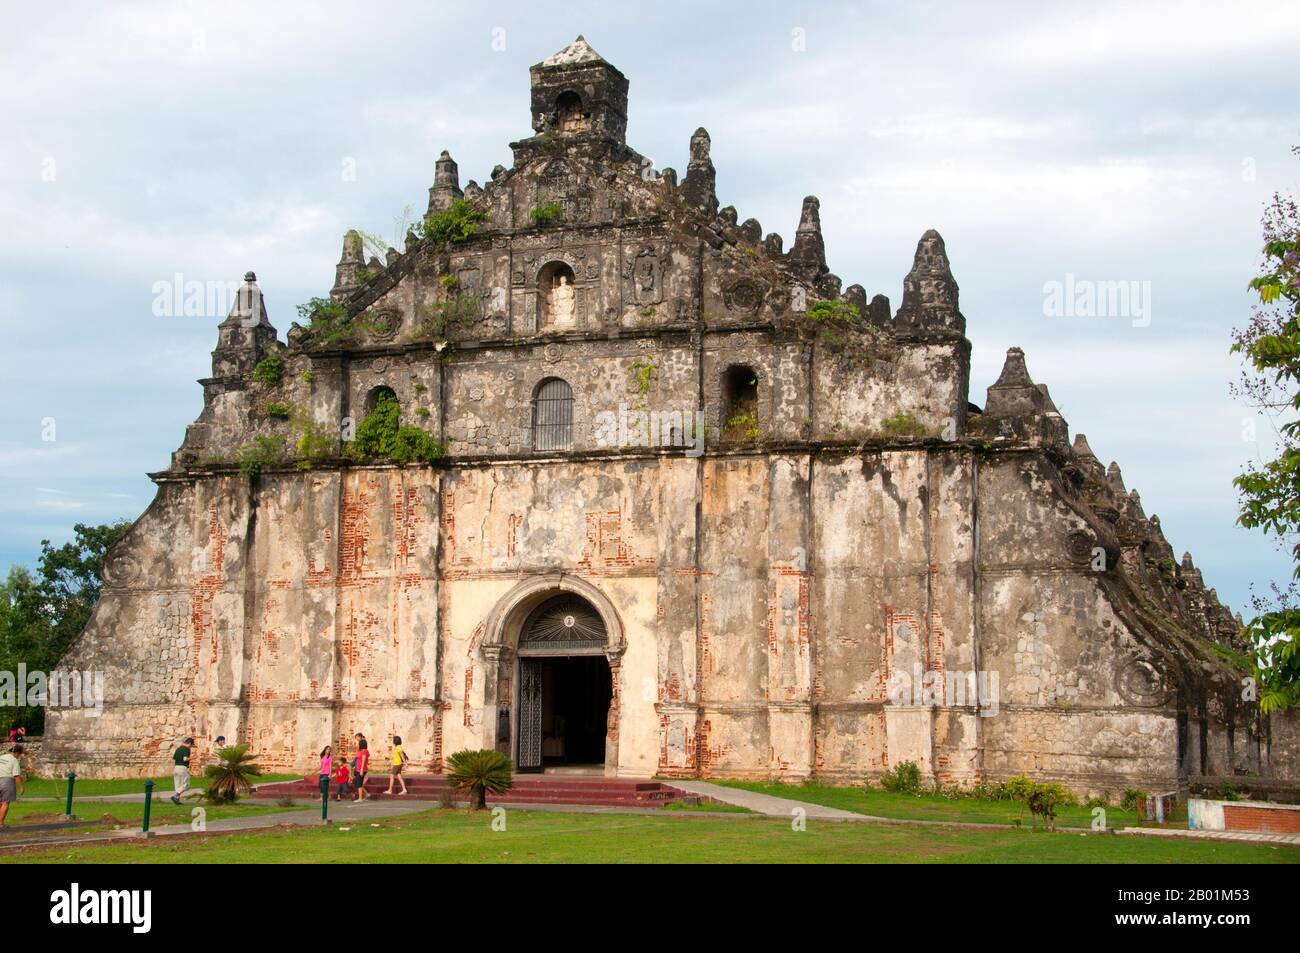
[[548, 272, 576, 328]]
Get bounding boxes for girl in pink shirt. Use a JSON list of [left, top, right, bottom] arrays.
[[353, 739, 370, 801], [318, 746, 332, 800]]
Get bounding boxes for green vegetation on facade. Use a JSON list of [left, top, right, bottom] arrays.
[[529, 202, 565, 226], [251, 354, 284, 385], [350, 391, 445, 465]]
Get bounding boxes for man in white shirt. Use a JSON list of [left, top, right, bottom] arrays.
[[0, 744, 25, 828]]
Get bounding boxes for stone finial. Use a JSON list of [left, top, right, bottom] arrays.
[[844, 284, 867, 321], [868, 294, 892, 327], [977, 348, 1040, 413], [763, 232, 784, 256], [1127, 489, 1145, 518], [1107, 461, 1126, 494], [428, 150, 464, 214], [1181, 551, 1205, 588], [739, 218, 762, 243], [538, 35, 607, 68], [222, 270, 271, 329], [332, 230, 365, 295], [213, 270, 278, 379], [1073, 433, 1097, 461], [385, 246, 400, 267], [788, 196, 828, 277], [984, 349, 1064, 451], [682, 128, 717, 214], [895, 229, 964, 336]]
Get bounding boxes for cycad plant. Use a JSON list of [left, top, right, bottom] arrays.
[[446, 749, 514, 810], [203, 744, 263, 804]]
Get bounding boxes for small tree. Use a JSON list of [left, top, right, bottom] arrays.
[[446, 749, 513, 810], [203, 745, 263, 804], [1231, 143, 1300, 712]]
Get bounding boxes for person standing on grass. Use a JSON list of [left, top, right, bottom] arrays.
[[0, 744, 24, 829], [353, 737, 370, 801], [170, 737, 194, 805], [319, 746, 333, 802], [384, 735, 408, 796]]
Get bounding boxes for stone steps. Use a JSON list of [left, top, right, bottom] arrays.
[[251, 773, 685, 808]]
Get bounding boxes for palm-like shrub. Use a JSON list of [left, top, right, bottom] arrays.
[[203, 744, 262, 804], [446, 749, 513, 810]]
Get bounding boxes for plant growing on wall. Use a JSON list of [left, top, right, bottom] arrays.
[[723, 407, 759, 442], [418, 294, 481, 340], [295, 419, 334, 470], [418, 198, 487, 246], [236, 435, 286, 477], [881, 413, 927, 438], [350, 391, 445, 465], [529, 201, 564, 226], [297, 297, 355, 346], [251, 353, 284, 386], [629, 357, 656, 408]]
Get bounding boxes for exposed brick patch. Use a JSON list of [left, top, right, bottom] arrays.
[[1223, 805, 1300, 834]]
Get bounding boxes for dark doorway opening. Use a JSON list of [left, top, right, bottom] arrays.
[[518, 655, 611, 771], [541, 655, 611, 767]]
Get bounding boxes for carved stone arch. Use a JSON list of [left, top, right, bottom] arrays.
[[481, 574, 626, 658], [531, 251, 584, 287], [478, 574, 626, 774]]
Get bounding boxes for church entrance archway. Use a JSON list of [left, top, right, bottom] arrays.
[[515, 594, 612, 772]]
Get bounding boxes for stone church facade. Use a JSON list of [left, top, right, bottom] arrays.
[[43, 38, 1298, 792]]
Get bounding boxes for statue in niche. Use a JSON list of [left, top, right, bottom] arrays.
[[543, 263, 577, 329]]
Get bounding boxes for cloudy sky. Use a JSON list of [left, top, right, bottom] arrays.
[[1, 0, 1297, 612]]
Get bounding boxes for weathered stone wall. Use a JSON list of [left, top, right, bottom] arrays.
[[44, 444, 1247, 793]]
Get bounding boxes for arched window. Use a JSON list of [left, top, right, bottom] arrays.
[[722, 365, 759, 441], [532, 378, 574, 451], [364, 385, 397, 415], [555, 91, 589, 135]]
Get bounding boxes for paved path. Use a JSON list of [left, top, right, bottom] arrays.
[[1117, 826, 1300, 847], [0, 798, 437, 852], [670, 780, 881, 821]]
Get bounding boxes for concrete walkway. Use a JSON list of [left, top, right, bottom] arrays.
[[0, 797, 438, 852], [1117, 826, 1300, 847], [670, 780, 881, 821]]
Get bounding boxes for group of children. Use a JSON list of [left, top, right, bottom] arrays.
[[318, 733, 411, 801]]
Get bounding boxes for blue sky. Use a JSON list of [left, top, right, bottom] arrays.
[[1, 0, 1297, 612]]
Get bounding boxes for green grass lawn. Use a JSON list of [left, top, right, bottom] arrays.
[[712, 780, 1165, 830], [1, 808, 1293, 864], [21, 772, 301, 799], [2, 798, 308, 832]]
